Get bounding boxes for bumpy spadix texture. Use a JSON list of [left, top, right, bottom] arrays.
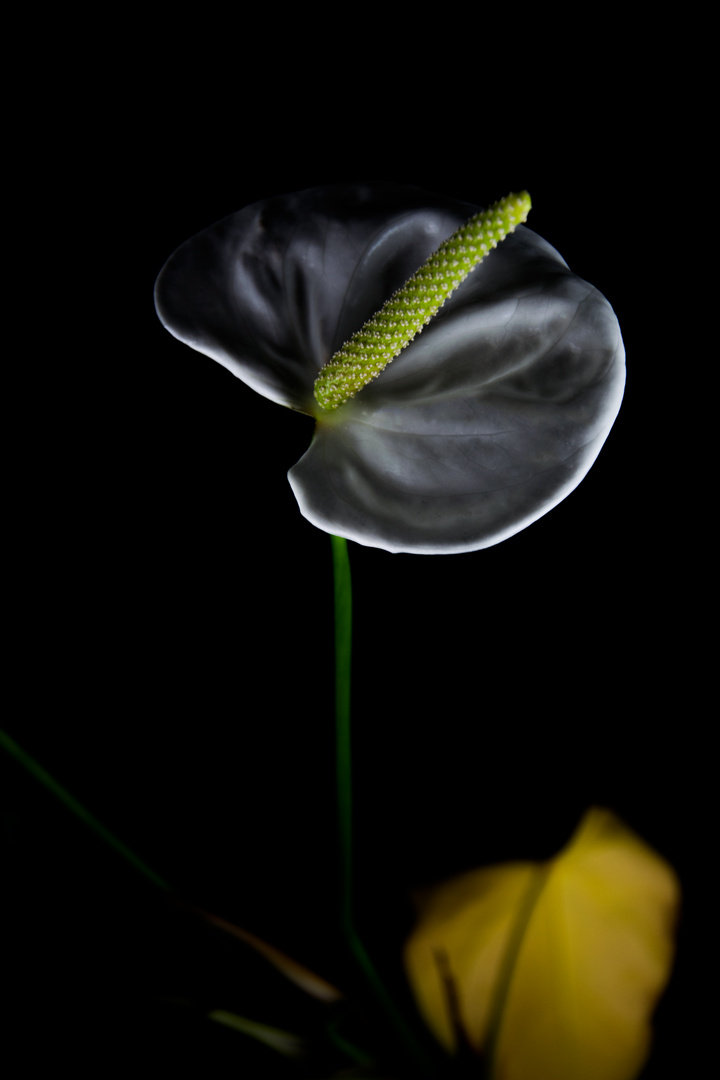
[[154, 184, 625, 554], [314, 191, 531, 411], [403, 809, 679, 1080]]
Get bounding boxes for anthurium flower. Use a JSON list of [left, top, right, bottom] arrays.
[[403, 808, 680, 1080], [155, 184, 625, 553]]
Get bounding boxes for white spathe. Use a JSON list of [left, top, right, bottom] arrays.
[[155, 184, 625, 554]]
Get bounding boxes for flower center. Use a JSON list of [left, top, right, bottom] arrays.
[[313, 190, 531, 412]]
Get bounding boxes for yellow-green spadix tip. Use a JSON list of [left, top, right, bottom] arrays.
[[313, 190, 531, 412]]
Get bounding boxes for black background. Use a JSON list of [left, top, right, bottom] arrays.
[[3, 17, 701, 1079]]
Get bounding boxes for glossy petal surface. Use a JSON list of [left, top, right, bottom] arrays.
[[403, 809, 680, 1080], [155, 185, 625, 553]]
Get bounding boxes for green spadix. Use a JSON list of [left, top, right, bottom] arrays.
[[313, 190, 532, 412]]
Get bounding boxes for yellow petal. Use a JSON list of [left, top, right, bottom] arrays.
[[403, 809, 680, 1080]]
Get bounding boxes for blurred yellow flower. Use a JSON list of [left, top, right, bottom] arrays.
[[403, 808, 679, 1080]]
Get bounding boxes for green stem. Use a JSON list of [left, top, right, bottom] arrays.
[[483, 865, 550, 1079], [331, 536, 433, 1078], [332, 533, 354, 935], [0, 727, 173, 894]]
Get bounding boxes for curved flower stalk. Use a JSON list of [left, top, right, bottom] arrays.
[[155, 183, 625, 554], [403, 808, 680, 1080]]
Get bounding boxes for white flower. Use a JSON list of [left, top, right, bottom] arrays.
[[155, 184, 625, 553]]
